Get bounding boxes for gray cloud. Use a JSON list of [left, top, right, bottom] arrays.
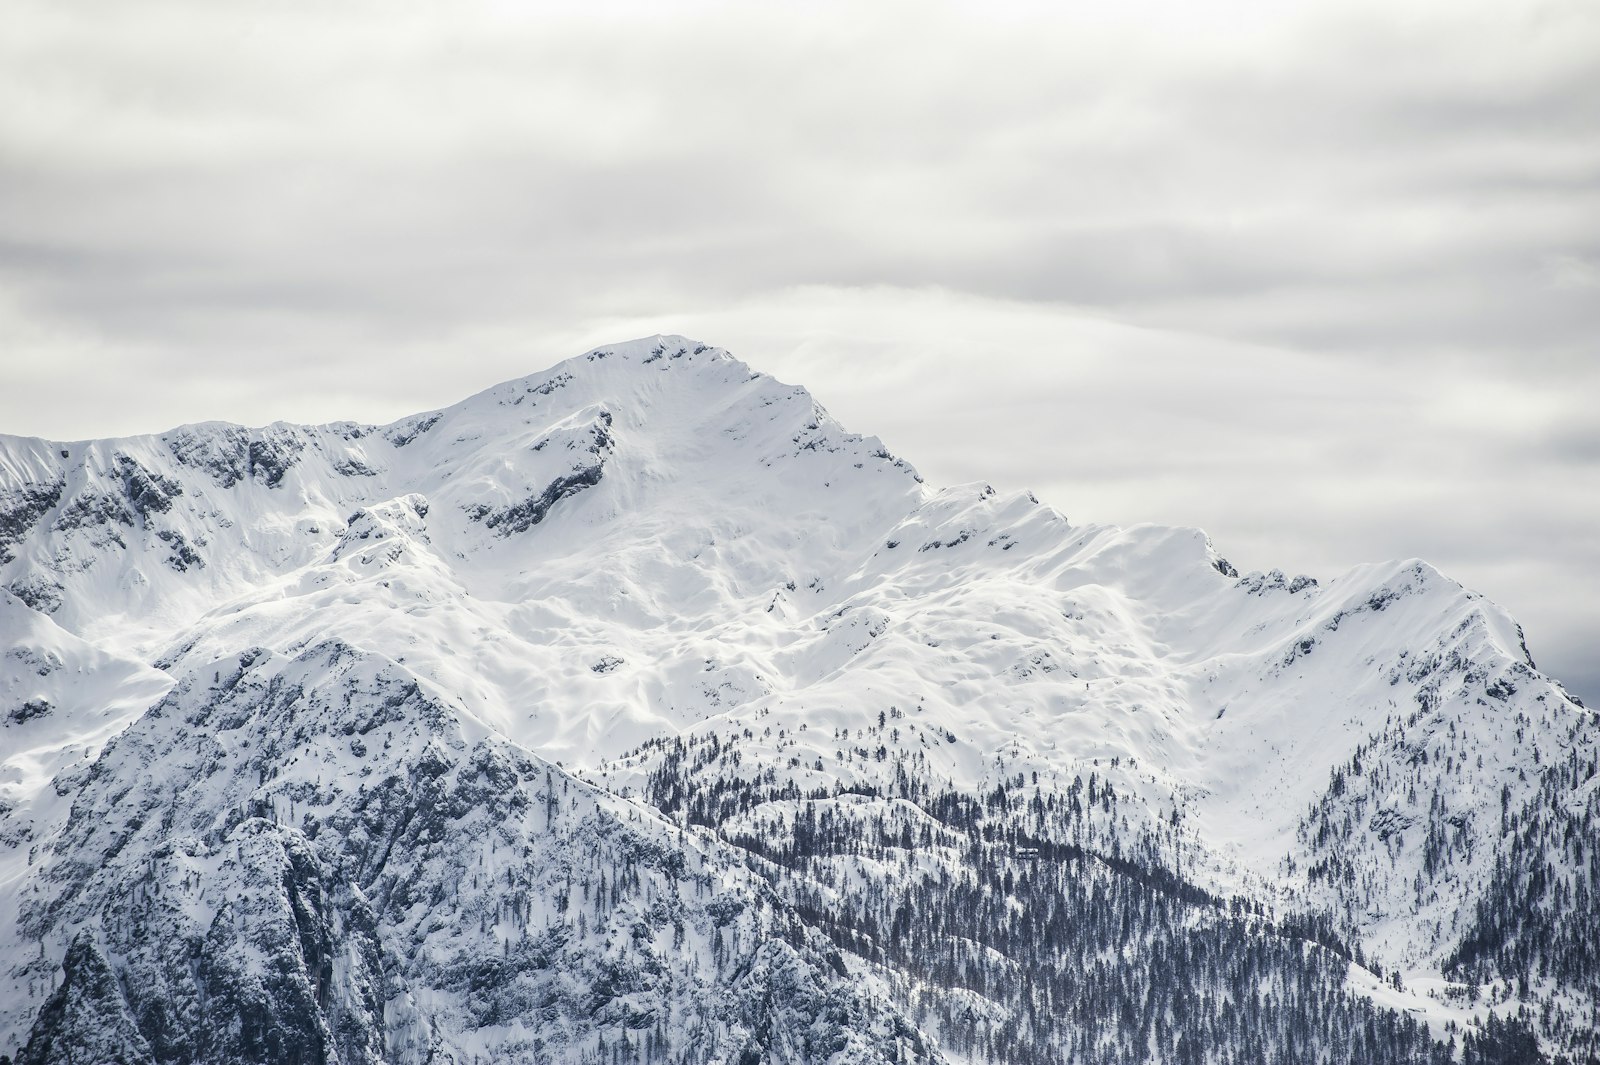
[[0, 0, 1595, 701]]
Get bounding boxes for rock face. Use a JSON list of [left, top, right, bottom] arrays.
[[11, 641, 925, 1065], [0, 336, 1593, 1064]]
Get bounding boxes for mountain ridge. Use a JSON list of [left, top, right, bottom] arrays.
[[1, 336, 1593, 1063]]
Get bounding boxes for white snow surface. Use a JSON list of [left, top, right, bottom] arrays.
[[0, 335, 1592, 1057]]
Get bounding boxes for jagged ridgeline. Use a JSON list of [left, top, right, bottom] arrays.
[[0, 337, 1594, 1064]]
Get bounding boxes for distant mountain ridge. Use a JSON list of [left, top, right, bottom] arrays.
[[1, 337, 1593, 1064]]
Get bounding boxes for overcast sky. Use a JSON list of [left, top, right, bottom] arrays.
[[2, 0, 1596, 703]]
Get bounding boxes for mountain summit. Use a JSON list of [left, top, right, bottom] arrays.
[[2, 337, 1594, 1064]]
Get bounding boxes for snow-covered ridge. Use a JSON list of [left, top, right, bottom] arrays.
[[1, 335, 1593, 1063]]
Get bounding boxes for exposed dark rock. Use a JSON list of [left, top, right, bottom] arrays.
[[112, 455, 182, 521], [247, 432, 304, 489], [16, 936, 153, 1065], [166, 427, 251, 489], [1283, 636, 1317, 666], [8, 575, 65, 614], [528, 372, 572, 397], [332, 458, 380, 478], [1239, 569, 1318, 596], [51, 493, 134, 547], [473, 463, 605, 537], [918, 530, 972, 552], [383, 414, 441, 449], [7, 698, 53, 724], [155, 529, 204, 572], [5, 646, 63, 676], [0, 480, 64, 565], [1367, 588, 1401, 612]]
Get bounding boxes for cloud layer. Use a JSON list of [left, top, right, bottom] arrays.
[[2, 0, 1596, 701]]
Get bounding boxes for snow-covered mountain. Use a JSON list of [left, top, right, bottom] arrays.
[[1, 337, 1593, 1064]]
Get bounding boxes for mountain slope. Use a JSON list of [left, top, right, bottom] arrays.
[[0, 336, 1593, 1063]]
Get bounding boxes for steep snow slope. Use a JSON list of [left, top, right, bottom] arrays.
[[2, 341, 921, 762], [0, 591, 173, 816], [0, 336, 1593, 1063]]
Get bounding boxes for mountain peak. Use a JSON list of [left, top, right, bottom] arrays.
[[1, 339, 1594, 1064]]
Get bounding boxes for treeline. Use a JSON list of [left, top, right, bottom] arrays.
[[642, 734, 1461, 1065]]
